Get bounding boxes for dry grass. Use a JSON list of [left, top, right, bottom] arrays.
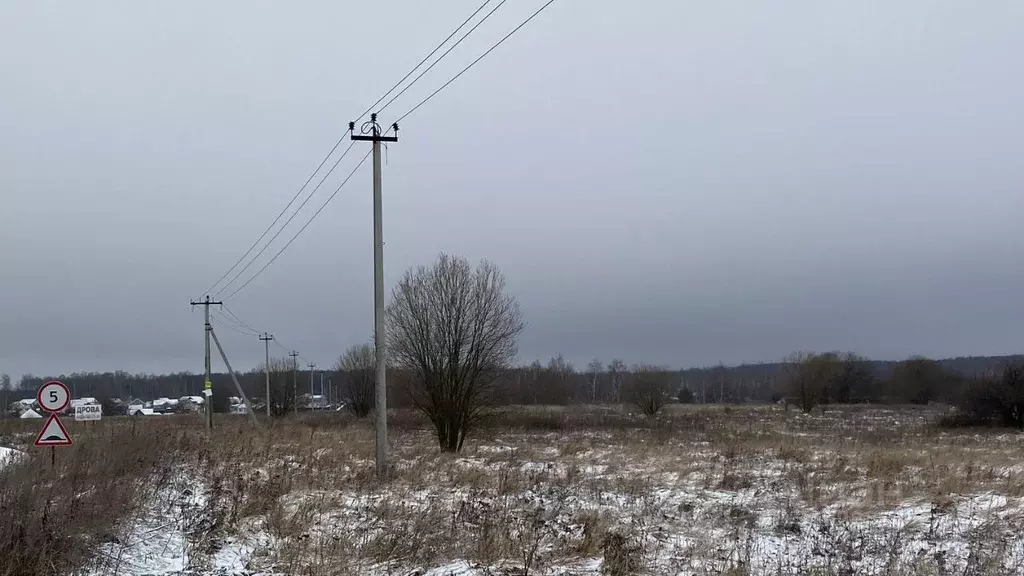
[[0, 417, 205, 576], [174, 405, 1022, 574], [2, 405, 1023, 575]]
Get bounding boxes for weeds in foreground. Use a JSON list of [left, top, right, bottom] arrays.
[[0, 419, 202, 576], [1, 405, 1022, 575]]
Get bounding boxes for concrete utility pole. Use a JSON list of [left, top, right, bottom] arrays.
[[260, 333, 274, 418], [209, 325, 261, 429], [308, 363, 316, 407], [351, 113, 398, 478], [289, 350, 299, 415], [190, 295, 223, 432]]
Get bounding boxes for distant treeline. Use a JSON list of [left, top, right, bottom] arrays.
[[4, 353, 1021, 412]]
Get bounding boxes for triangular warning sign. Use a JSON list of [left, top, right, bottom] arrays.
[[34, 413, 72, 446]]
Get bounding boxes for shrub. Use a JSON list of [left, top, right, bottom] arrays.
[[780, 352, 839, 413], [944, 363, 1024, 428], [677, 387, 695, 404], [626, 365, 673, 417], [891, 356, 958, 405], [602, 531, 641, 575]]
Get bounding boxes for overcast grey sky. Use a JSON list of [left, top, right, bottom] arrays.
[[2, 1, 1023, 379]]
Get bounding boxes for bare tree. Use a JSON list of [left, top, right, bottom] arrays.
[[956, 362, 1024, 428], [334, 342, 375, 417], [891, 356, 951, 404], [608, 358, 627, 403], [527, 360, 543, 404], [833, 352, 874, 403], [780, 352, 842, 412], [586, 359, 603, 403], [547, 354, 575, 404], [257, 357, 297, 417], [711, 364, 730, 403], [547, 355, 574, 380], [387, 254, 524, 453], [626, 364, 673, 417]]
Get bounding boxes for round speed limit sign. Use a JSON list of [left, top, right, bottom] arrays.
[[37, 380, 70, 413]]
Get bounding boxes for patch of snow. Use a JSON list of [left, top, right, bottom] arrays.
[[476, 445, 516, 454], [422, 560, 478, 575], [86, 475, 212, 576], [0, 446, 24, 468]]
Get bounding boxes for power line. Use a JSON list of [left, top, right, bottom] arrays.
[[397, 0, 561, 124], [199, 1, 519, 299], [223, 149, 373, 300], [199, 1, 517, 300], [198, 136, 350, 298], [222, 304, 262, 335], [211, 308, 254, 334], [375, 0, 509, 116], [210, 311, 260, 338], [210, 308, 261, 336], [213, 308, 314, 367], [273, 338, 311, 365], [355, 0, 495, 123], [216, 140, 357, 297]]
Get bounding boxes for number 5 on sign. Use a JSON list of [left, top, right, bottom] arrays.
[[37, 381, 70, 413]]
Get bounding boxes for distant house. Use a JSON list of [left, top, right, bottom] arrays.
[[299, 394, 329, 410], [178, 396, 205, 413], [230, 400, 250, 415], [19, 409, 43, 419], [150, 398, 179, 414], [103, 398, 129, 417], [10, 399, 37, 418], [128, 407, 156, 417]]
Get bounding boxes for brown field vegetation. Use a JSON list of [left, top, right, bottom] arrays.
[[1, 405, 1022, 575]]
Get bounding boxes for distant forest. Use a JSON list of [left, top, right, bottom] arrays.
[[4, 353, 1021, 413]]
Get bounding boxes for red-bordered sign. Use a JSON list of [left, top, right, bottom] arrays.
[[34, 413, 72, 446], [37, 380, 71, 413]]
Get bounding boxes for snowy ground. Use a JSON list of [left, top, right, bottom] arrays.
[[84, 406, 1024, 575], [0, 445, 24, 468]]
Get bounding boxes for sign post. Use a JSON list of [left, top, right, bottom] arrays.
[[34, 381, 72, 468]]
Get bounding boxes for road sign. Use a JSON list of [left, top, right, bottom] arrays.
[[75, 404, 102, 421], [34, 413, 72, 446], [37, 380, 70, 413]]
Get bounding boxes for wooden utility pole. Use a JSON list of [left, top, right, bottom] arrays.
[[260, 333, 274, 418], [351, 113, 398, 478], [190, 295, 223, 432]]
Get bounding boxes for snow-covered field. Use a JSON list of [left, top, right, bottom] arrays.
[[81, 406, 1024, 575]]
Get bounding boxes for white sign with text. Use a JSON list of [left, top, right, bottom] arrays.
[[75, 404, 102, 421]]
